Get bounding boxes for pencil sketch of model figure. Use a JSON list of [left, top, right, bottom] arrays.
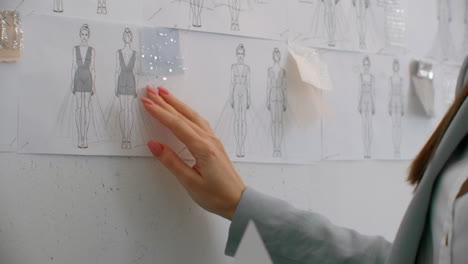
[[358, 56, 375, 159], [429, 0, 455, 61], [53, 0, 63, 12], [115, 28, 138, 149], [267, 48, 287, 158], [71, 24, 96, 149], [388, 59, 404, 158], [352, 0, 370, 49], [190, 0, 204, 27], [322, 0, 341, 47], [229, 0, 241, 30], [97, 0, 108, 14], [230, 44, 251, 158]]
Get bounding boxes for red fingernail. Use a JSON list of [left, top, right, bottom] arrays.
[[140, 97, 154, 105], [147, 140, 164, 157], [146, 86, 158, 95], [158, 87, 170, 96]]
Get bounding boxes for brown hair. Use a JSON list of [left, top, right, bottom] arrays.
[[408, 84, 468, 186]]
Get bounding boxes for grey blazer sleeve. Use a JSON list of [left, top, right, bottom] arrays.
[[225, 187, 393, 264]]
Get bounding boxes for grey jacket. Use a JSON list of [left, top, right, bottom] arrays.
[[225, 59, 468, 264]]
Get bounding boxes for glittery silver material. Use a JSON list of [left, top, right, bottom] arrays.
[[13, 11, 23, 49], [140, 27, 185, 76]]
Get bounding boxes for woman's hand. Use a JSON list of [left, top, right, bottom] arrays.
[[141, 86, 246, 220]]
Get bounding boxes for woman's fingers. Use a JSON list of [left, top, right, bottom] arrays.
[[141, 97, 204, 152], [145, 87, 207, 136], [147, 140, 202, 189], [157, 87, 214, 133]]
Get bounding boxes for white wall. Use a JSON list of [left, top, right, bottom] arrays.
[[0, 153, 413, 264]]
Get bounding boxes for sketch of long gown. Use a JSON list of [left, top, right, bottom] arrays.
[[214, 0, 255, 31], [53, 0, 63, 12], [388, 69, 404, 158], [348, 0, 383, 50], [267, 66, 287, 157], [167, 0, 216, 28], [429, 0, 456, 61], [306, 0, 347, 47]]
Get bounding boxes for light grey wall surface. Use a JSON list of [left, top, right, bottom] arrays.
[[0, 153, 412, 264]]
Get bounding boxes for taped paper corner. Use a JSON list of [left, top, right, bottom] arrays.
[[287, 43, 332, 91]]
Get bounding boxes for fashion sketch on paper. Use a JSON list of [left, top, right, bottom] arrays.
[[305, 0, 346, 48], [267, 48, 287, 158], [388, 59, 404, 158], [230, 44, 251, 158], [114, 28, 138, 149], [352, 0, 370, 49], [190, 0, 204, 27], [53, 0, 63, 12], [429, 0, 456, 61], [97, 0, 108, 14], [56, 24, 107, 149], [358, 56, 375, 159]]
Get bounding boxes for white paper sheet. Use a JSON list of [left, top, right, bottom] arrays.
[[141, 0, 288, 40], [18, 15, 322, 163], [321, 51, 452, 160], [18, 15, 183, 156], [0, 63, 19, 152]]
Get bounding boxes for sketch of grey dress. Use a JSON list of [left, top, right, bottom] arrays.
[[267, 48, 287, 158], [97, 0, 108, 14], [230, 44, 251, 158], [115, 28, 138, 149], [352, 0, 370, 49], [429, 0, 455, 61], [53, 0, 63, 13], [388, 59, 404, 158], [71, 24, 96, 149], [358, 56, 375, 159]]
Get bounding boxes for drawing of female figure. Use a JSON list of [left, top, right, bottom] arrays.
[[388, 59, 404, 158], [267, 48, 287, 157], [53, 0, 63, 13], [229, 0, 241, 30], [71, 24, 96, 149], [429, 0, 455, 61], [352, 0, 370, 49], [97, 0, 108, 14], [190, 0, 204, 27], [358, 56, 375, 159], [322, 0, 340, 47], [230, 44, 251, 158], [115, 28, 138, 149]]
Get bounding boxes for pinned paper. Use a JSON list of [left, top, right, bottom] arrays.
[[287, 43, 332, 91], [234, 222, 273, 264]]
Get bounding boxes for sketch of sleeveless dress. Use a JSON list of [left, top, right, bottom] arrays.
[[117, 50, 137, 97], [267, 67, 286, 157], [73, 46, 93, 93], [53, 0, 63, 13], [429, 0, 456, 62]]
